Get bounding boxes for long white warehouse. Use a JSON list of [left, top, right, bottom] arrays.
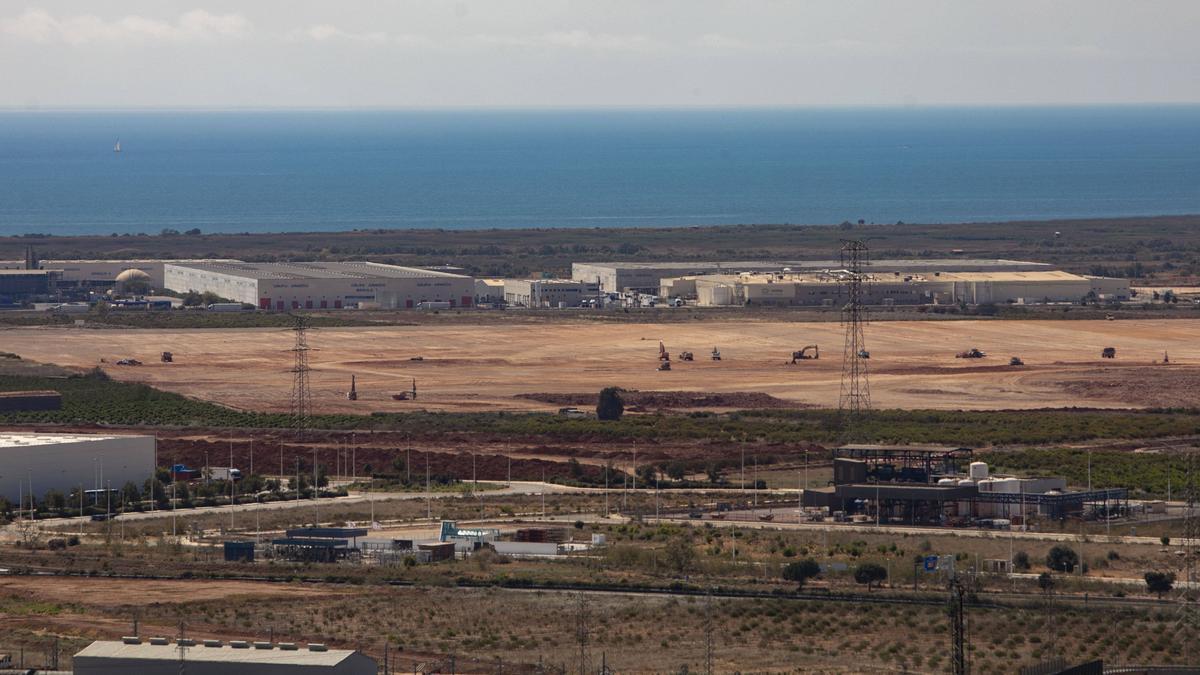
[[0, 433, 156, 503], [164, 261, 476, 310]]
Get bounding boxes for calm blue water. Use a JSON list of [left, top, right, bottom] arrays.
[[1, 107, 1198, 236]]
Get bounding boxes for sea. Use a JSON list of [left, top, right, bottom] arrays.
[[0, 106, 1198, 236]]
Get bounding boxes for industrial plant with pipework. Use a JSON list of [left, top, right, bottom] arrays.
[[163, 261, 476, 310], [0, 433, 156, 503]]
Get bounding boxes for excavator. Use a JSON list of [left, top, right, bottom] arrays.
[[679, 351, 695, 361], [790, 345, 819, 363], [658, 341, 671, 362], [956, 348, 986, 359], [711, 347, 722, 361]]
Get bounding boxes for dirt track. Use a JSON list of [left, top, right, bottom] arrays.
[[3, 319, 1198, 411]]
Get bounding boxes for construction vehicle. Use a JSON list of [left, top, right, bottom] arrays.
[[115, 358, 142, 366], [791, 345, 819, 363], [160, 351, 173, 363], [679, 351, 694, 361], [956, 348, 986, 359], [346, 375, 358, 401], [1102, 347, 1116, 359], [711, 347, 722, 361], [657, 361, 671, 371], [658, 341, 670, 361], [393, 378, 418, 400], [858, 350, 870, 359], [1009, 356, 1024, 366], [1105, 314, 1116, 321]]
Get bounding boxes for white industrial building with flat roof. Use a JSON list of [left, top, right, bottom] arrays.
[[503, 278, 601, 307], [0, 433, 155, 503], [573, 259, 1056, 293], [664, 269, 1130, 307], [74, 640, 377, 675], [164, 261, 476, 310], [0, 259, 240, 289]]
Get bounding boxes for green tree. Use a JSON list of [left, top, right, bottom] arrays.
[[42, 489, 66, 513], [1145, 571, 1175, 599], [1013, 550, 1031, 571], [666, 461, 687, 481], [596, 387, 624, 421], [854, 562, 887, 590], [1037, 572, 1055, 594], [782, 558, 822, 589], [120, 481, 142, 509], [1046, 545, 1079, 573], [663, 535, 696, 575], [705, 463, 722, 484]]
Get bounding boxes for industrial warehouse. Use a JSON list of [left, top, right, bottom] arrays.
[[72, 639, 377, 675], [163, 261, 476, 310], [572, 258, 1060, 294], [660, 269, 1131, 306], [0, 433, 156, 503]]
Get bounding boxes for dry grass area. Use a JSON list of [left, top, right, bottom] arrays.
[[0, 573, 1190, 674], [2, 318, 1198, 412]]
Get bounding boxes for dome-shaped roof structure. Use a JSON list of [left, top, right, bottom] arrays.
[[115, 268, 151, 283]]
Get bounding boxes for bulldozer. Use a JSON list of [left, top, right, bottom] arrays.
[[160, 351, 173, 363], [679, 351, 695, 361], [657, 361, 672, 371], [956, 348, 986, 359], [1102, 347, 1116, 359], [1009, 356, 1024, 366], [658, 341, 670, 362], [791, 345, 819, 363], [711, 347, 722, 361]]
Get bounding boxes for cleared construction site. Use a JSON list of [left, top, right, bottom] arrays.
[[1, 317, 1196, 412]]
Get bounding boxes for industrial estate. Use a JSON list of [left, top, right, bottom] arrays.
[[0, 227, 1198, 675]]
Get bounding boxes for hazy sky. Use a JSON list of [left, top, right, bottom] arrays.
[[2, 1, 1198, 108]]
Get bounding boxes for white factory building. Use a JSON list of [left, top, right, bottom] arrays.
[[503, 278, 601, 307], [74, 640, 377, 675], [663, 270, 1131, 307], [0, 259, 239, 289], [573, 259, 1056, 294], [164, 261, 476, 310], [0, 433, 156, 503]]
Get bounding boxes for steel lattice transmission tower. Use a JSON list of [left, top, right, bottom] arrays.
[[289, 314, 313, 440], [1179, 449, 1198, 660], [838, 239, 871, 414], [949, 577, 968, 675]]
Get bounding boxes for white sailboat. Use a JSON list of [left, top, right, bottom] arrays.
[[113, 138, 121, 153]]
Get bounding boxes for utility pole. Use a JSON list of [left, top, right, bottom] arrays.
[[704, 589, 714, 675], [426, 455, 431, 520], [575, 593, 590, 675], [950, 577, 968, 675]]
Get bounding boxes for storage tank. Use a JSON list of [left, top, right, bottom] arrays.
[[969, 461, 989, 480], [994, 478, 1020, 494], [938, 478, 957, 486]]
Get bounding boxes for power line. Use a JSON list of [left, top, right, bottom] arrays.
[[838, 239, 871, 415]]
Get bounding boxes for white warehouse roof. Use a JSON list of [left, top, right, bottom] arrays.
[[167, 261, 468, 280], [0, 433, 129, 449], [74, 640, 376, 674]]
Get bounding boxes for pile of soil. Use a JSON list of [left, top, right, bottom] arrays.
[[515, 390, 800, 409]]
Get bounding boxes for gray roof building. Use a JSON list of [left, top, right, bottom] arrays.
[[73, 640, 377, 675]]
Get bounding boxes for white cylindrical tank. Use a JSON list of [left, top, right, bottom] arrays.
[[969, 461, 989, 480], [977, 478, 997, 492], [938, 478, 957, 486], [957, 478, 975, 486], [995, 478, 1020, 494]]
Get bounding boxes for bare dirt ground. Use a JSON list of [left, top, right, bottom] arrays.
[[3, 319, 1198, 412], [0, 576, 343, 605]]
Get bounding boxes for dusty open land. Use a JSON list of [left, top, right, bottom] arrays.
[[2, 318, 1198, 412]]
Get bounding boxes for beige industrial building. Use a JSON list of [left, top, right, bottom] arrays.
[[164, 261, 475, 310], [664, 270, 1130, 307], [574, 259, 1055, 294], [503, 278, 601, 307], [74, 640, 376, 675], [474, 278, 506, 304], [0, 433, 155, 503]]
